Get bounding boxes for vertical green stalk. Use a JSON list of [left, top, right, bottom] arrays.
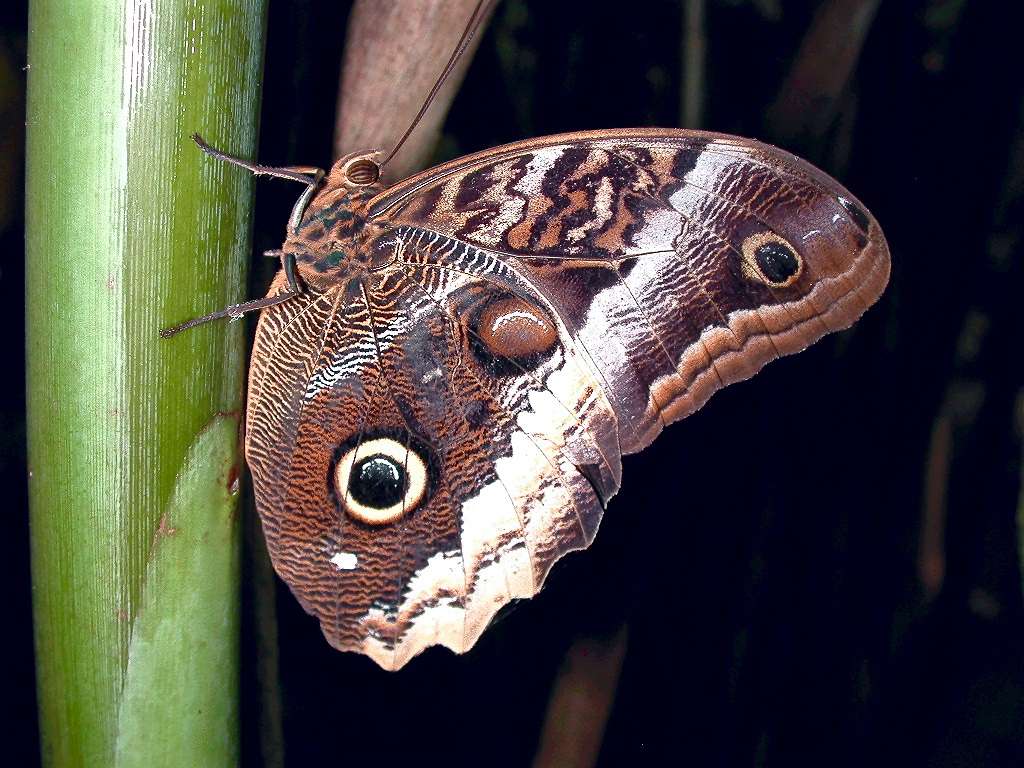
[[26, 1, 266, 765]]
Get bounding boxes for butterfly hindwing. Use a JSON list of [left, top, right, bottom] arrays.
[[246, 261, 621, 670]]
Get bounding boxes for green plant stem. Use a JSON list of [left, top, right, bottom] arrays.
[[26, 1, 266, 764]]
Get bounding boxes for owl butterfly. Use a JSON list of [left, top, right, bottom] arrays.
[[164, 7, 889, 671]]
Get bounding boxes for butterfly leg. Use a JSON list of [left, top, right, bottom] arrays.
[[161, 136, 322, 338], [159, 290, 299, 338], [191, 133, 325, 232], [263, 249, 303, 293], [159, 247, 302, 338]]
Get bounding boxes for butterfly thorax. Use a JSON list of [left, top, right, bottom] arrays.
[[285, 155, 389, 291]]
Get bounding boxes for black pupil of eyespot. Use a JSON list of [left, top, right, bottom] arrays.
[[350, 455, 406, 509], [755, 242, 800, 284]]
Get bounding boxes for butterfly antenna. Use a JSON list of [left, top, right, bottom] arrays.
[[378, 0, 495, 170]]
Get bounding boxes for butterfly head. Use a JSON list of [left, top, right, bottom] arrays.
[[328, 149, 384, 188], [284, 150, 389, 290]]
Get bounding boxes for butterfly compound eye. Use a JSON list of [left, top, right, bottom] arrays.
[[334, 437, 428, 525], [342, 156, 380, 186], [740, 231, 803, 288]]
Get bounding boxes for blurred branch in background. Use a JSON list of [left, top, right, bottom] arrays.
[[982, 94, 1024, 602], [920, 408, 953, 598], [532, 626, 629, 768], [26, 1, 265, 764], [931, 83, 1024, 609], [334, 0, 495, 182], [919, 339, 986, 600], [0, 29, 21, 233], [764, 0, 880, 160], [1018, 393, 1024, 600], [681, 0, 705, 128]]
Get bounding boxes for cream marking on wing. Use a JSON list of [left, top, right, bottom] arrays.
[[567, 174, 615, 243], [459, 478, 534, 641], [344, 270, 528, 667], [461, 479, 534, 595], [575, 268, 668, 426], [419, 367, 444, 385], [360, 549, 466, 670], [356, 277, 616, 669], [330, 552, 358, 571], [459, 159, 528, 247], [513, 146, 566, 197], [473, 353, 600, 580], [630, 207, 684, 253]]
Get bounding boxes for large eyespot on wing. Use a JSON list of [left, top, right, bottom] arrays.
[[332, 435, 431, 525], [367, 128, 890, 454], [244, 263, 621, 671]]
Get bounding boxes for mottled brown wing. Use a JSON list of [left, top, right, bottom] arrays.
[[246, 128, 889, 671], [368, 128, 890, 453], [245, 261, 622, 670]]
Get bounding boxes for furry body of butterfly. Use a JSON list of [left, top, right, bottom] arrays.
[[236, 128, 889, 671]]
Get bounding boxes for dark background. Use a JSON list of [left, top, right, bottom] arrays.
[[6, 1, 1024, 766]]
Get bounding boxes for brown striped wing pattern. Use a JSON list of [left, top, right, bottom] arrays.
[[245, 129, 890, 670]]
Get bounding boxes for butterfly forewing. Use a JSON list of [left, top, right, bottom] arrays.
[[245, 129, 889, 669], [370, 129, 889, 452]]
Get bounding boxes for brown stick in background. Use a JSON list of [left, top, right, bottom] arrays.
[[765, 0, 880, 146], [334, 0, 496, 183], [533, 626, 629, 768]]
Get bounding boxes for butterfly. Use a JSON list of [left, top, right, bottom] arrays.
[[163, 10, 890, 672]]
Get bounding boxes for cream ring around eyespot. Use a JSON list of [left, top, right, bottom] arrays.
[[334, 437, 428, 525], [740, 231, 804, 288]]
